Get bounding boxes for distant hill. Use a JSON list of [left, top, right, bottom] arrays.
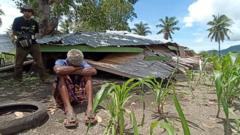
[[207, 44, 240, 55]]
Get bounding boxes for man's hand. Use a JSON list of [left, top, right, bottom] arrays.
[[54, 65, 82, 75], [71, 67, 97, 76]]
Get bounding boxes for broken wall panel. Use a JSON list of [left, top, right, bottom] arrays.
[[87, 52, 173, 79]]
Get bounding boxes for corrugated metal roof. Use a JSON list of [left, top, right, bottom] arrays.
[[88, 59, 173, 79], [37, 32, 162, 48], [0, 35, 15, 53], [87, 53, 173, 79]]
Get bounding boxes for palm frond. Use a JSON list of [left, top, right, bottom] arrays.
[[132, 21, 151, 36], [207, 14, 232, 55], [156, 16, 180, 40]]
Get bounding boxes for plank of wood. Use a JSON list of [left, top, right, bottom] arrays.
[[0, 60, 34, 72]]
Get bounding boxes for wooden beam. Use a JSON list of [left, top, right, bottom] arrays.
[[0, 60, 34, 72]]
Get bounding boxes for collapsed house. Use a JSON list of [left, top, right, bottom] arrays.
[[36, 31, 200, 79]]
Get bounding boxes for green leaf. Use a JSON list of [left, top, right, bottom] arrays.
[[214, 71, 223, 103], [150, 120, 159, 135], [159, 121, 176, 135], [130, 111, 139, 135], [173, 94, 191, 135], [229, 53, 237, 65], [92, 83, 112, 112], [221, 98, 229, 120]]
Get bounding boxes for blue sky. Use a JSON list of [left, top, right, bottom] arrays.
[[129, 0, 240, 52], [1, 0, 240, 52]]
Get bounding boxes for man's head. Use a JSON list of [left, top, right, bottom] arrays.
[[67, 49, 84, 66], [20, 5, 34, 19]]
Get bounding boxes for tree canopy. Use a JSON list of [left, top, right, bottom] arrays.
[[156, 16, 180, 41], [12, 0, 138, 35], [0, 8, 4, 27], [207, 14, 232, 56], [131, 21, 151, 36]]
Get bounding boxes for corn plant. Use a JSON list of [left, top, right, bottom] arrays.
[[186, 69, 194, 86], [212, 53, 240, 119], [185, 69, 195, 97], [92, 78, 143, 135], [172, 89, 191, 135], [150, 88, 191, 135], [208, 53, 240, 134], [210, 53, 240, 134], [143, 77, 171, 114], [150, 120, 176, 135], [143, 49, 179, 115]]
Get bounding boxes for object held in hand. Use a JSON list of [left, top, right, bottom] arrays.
[[18, 33, 33, 47], [19, 39, 32, 48]]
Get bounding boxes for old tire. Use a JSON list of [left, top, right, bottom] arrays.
[[0, 102, 49, 135]]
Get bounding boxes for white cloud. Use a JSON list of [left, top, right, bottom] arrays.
[[0, 1, 21, 34], [184, 0, 240, 41]]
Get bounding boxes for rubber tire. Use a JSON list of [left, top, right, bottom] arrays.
[[0, 102, 49, 135]]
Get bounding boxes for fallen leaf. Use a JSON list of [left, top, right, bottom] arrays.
[[47, 107, 56, 115], [96, 115, 102, 123]]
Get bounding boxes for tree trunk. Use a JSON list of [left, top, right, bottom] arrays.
[[38, 0, 59, 36], [218, 41, 221, 57], [164, 33, 168, 40]]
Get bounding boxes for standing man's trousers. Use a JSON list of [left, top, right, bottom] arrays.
[[14, 44, 47, 81]]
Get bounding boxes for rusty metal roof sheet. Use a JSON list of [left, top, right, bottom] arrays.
[[37, 32, 162, 48], [87, 53, 173, 79], [0, 35, 15, 53]]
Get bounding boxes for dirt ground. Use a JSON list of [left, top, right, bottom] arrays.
[[0, 72, 229, 135]]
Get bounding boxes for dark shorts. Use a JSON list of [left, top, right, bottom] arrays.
[[53, 75, 87, 108]]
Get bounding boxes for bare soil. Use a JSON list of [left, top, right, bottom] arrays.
[[0, 72, 230, 135]]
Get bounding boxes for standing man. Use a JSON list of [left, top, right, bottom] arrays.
[[12, 5, 48, 82]]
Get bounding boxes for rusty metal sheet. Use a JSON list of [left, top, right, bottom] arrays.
[[37, 32, 162, 47], [87, 53, 173, 79], [144, 45, 176, 57]]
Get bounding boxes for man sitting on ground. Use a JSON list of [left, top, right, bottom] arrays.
[[53, 49, 97, 128]]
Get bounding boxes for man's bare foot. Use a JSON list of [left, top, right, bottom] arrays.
[[64, 112, 78, 128], [85, 111, 97, 125]]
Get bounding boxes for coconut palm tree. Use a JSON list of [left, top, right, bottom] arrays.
[[207, 14, 232, 56], [131, 21, 151, 36], [156, 16, 180, 41], [0, 8, 4, 26]]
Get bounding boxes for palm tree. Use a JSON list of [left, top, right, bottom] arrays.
[[207, 14, 232, 56], [0, 8, 4, 27], [156, 16, 180, 41], [131, 21, 151, 36]]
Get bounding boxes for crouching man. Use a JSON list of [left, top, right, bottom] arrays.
[[53, 49, 97, 128]]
